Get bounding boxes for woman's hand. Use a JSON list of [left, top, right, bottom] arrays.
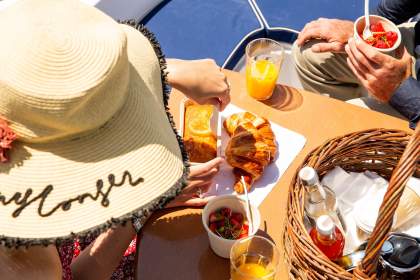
[[166, 157, 224, 208], [345, 37, 412, 102], [167, 59, 231, 110]]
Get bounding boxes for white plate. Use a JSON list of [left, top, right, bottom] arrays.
[[205, 104, 306, 207]]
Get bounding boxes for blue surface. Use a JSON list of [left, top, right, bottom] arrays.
[[142, 0, 263, 66], [254, 0, 381, 31]]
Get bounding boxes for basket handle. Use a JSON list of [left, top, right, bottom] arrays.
[[353, 125, 420, 279]]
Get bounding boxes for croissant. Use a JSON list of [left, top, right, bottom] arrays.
[[224, 112, 277, 193]]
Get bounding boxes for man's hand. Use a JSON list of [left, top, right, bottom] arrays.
[[296, 18, 354, 53], [345, 37, 412, 102], [167, 59, 231, 110]]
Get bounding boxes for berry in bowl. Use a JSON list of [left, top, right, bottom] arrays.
[[354, 15, 401, 54], [202, 195, 260, 258], [208, 207, 249, 240]]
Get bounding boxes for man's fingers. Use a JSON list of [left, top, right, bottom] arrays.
[[346, 57, 368, 85], [352, 37, 386, 64], [345, 41, 373, 74], [297, 21, 322, 45], [297, 27, 324, 46], [311, 41, 344, 53]]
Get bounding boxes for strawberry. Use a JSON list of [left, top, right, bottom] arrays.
[[375, 40, 387, 49], [208, 208, 249, 239], [209, 222, 217, 233], [370, 22, 385, 33], [385, 31, 398, 47], [231, 213, 244, 223], [209, 212, 223, 223], [220, 207, 232, 218], [230, 218, 241, 230]]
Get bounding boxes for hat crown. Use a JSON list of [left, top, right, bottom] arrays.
[[0, 0, 130, 143]]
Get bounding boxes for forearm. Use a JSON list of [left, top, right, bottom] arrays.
[[0, 245, 62, 280], [166, 58, 191, 90], [71, 223, 136, 280], [390, 77, 420, 129]]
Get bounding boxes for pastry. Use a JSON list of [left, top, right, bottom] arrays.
[[224, 112, 277, 193], [183, 102, 217, 162]]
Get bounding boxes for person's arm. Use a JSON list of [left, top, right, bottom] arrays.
[[70, 158, 224, 280], [389, 77, 420, 129], [71, 222, 136, 280], [166, 59, 231, 110], [375, 0, 420, 24], [345, 38, 412, 101], [345, 38, 419, 128], [0, 245, 62, 280]]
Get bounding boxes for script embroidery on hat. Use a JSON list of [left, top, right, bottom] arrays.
[[0, 171, 144, 218], [0, 119, 17, 163]]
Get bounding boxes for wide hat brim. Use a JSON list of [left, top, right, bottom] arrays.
[[0, 23, 188, 247]]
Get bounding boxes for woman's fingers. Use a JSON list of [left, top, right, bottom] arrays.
[[189, 157, 224, 178]]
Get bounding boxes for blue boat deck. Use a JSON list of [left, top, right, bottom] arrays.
[[140, 0, 381, 68]]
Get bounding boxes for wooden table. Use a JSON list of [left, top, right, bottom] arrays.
[[136, 70, 410, 280]]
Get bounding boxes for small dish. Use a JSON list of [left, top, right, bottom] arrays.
[[354, 15, 401, 55], [202, 195, 260, 258]]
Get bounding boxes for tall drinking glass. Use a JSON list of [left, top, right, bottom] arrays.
[[245, 39, 284, 100], [230, 236, 279, 280]]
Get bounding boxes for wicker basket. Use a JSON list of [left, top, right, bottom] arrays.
[[283, 127, 420, 280]]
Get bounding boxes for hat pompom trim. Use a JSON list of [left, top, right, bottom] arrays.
[[0, 118, 17, 163]]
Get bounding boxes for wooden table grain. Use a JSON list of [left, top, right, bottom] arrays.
[[136, 70, 410, 280]]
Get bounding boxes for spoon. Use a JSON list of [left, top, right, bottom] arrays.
[[241, 176, 254, 235], [362, 0, 373, 40]]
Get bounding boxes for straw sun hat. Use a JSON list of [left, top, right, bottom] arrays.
[[0, 0, 188, 247]]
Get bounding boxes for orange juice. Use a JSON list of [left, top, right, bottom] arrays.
[[246, 59, 279, 100], [231, 254, 275, 280]]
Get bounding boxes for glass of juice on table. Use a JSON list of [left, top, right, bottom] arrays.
[[245, 38, 284, 100], [230, 236, 279, 280]]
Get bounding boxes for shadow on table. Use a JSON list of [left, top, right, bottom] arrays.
[[137, 210, 278, 280], [145, 209, 204, 241], [261, 84, 303, 111]]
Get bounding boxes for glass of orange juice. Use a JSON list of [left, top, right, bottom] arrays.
[[230, 236, 279, 280], [245, 39, 284, 100]]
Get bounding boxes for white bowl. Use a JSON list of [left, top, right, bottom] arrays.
[[202, 195, 261, 258], [354, 15, 401, 55]]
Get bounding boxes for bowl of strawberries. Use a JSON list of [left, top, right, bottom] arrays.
[[354, 15, 401, 54], [202, 195, 260, 258]]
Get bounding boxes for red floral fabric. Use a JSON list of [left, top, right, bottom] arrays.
[[58, 235, 137, 280]]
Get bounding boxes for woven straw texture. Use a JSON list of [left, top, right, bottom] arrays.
[[284, 127, 419, 280], [0, 0, 188, 247]]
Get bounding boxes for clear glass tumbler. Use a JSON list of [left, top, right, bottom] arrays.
[[245, 38, 284, 100], [230, 236, 279, 280]]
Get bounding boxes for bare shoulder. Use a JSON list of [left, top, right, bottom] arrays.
[[0, 245, 62, 280]]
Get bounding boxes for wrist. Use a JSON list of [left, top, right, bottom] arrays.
[[166, 58, 187, 88]]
